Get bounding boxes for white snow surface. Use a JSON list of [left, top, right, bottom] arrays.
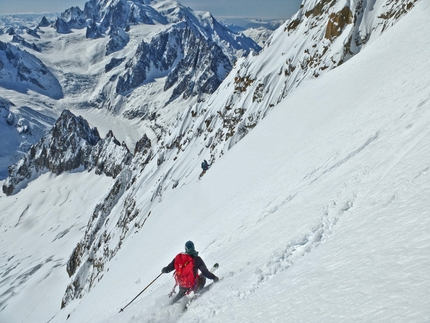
[[1, 1, 430, 322]]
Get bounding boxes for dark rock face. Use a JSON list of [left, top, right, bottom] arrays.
[[61, 168, 134, 308], [83, 0, 162, 35], [106, 27, 130, 54], [11, 35, 41, 52], [115, 25, 232, 102], [2, 110, 101, 195], [54, 18, 72, 34], [86, 20, 103, 39], [1, 108, 145, 196], [61, 6, 87, 29], [134, 133, 151, 155], [105, 57, 126, 72], [38, 16, 51, 27], [164, 29, 231, 102], [2, 110, 138, 195], [52, 6, 87, 34], [87, 130, 133, 178]]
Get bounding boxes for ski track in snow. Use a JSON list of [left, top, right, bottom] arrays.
[[14, 205, 29, 227], [237, 131, 383, 301], [0, 255, 62, 311], [303, 132, 379, 185], [228, 198, 355, 309], [234, 94, 430, 315]]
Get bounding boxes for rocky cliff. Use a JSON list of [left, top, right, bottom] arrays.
[[2, 110, 135, 195]]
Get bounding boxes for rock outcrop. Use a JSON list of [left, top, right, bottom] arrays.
[[2, 110, 100, 195], [87, 130, 133, 178], [2, 110, 136, 195]]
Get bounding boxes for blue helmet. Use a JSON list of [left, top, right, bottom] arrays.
[[185, 241, 195, 253]]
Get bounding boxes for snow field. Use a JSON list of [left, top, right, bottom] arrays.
[[0, 171, 113, 322]]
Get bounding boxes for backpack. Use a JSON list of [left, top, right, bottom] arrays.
[[174, 253, 197, 289]]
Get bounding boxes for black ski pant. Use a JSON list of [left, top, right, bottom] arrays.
[[171, 275, 206, 304]]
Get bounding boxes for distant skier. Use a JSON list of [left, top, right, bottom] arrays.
[[201, 159, 210, 171], [161, 241, 219, 303], [199, 159, 211, 178]]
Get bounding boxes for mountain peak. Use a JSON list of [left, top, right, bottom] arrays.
[[2, 110, 101, 195], [1, 110, 139, 196]]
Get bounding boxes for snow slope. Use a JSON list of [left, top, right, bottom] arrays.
[[0, 171, 113, 322], [1, 0, 430, 322]]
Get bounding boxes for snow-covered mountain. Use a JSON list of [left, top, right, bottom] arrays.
[[0, 40, 62, 99], [0, 0, 260, 179], [220, 18, 285, 47], [1, 0, 429, 322], [241, 26, 274, 47], [56, 0, 260, 106], [2, 110, 136, 196], [220, 18, 285, 33], [0, 13, 57, 32]]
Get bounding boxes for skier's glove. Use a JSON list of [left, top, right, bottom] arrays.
[[161, 267, 168, 274], [213, 276, 219, 282]]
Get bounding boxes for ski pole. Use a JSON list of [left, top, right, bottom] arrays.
[[119, 273, 163, 313]]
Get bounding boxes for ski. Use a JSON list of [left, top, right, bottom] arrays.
[[211, 263, 219, 272]]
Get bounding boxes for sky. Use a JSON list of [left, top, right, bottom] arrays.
[[0, 0, 301, 19]]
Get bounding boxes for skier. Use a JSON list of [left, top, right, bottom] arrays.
[[162, 241, 219, 303], [199, 159, 211, 179], [201, 159, 211, 171]]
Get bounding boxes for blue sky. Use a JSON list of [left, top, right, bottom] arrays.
[[0, 0, 301, 19]]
